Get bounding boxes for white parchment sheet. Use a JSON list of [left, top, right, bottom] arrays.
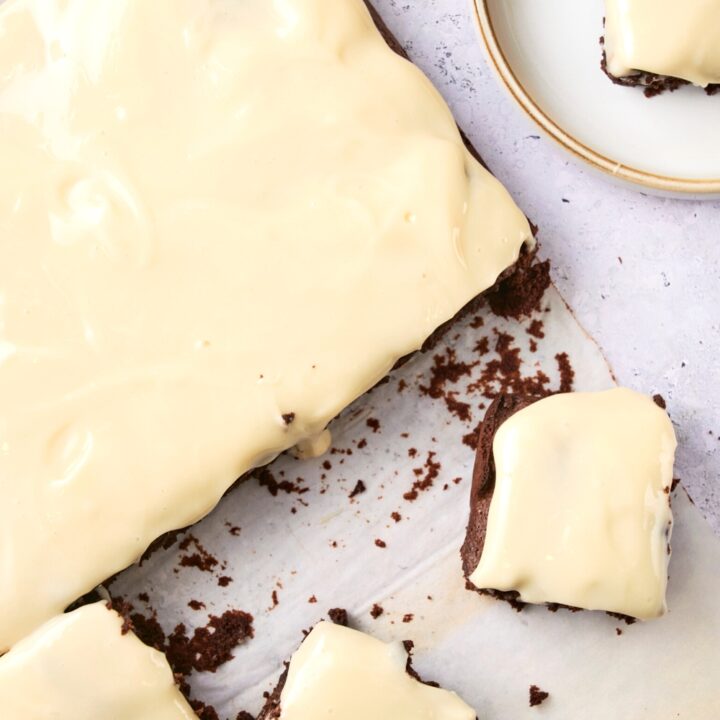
[[112, 287, 720, 719]]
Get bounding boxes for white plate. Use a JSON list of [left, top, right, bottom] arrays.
[[474, 0, 720, 197]]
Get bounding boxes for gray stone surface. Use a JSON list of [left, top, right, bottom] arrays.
[[373, 0, 720, 534]]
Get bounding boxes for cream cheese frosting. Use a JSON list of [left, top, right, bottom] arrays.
[[0, 602, 198, 719], [469, 388, 677, 620], [604, 0, 720, 87], [0, 0, 532, 650], [279, 622, 475, 720]]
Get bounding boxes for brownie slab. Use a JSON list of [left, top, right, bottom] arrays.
[[0, 0, 535, 652]]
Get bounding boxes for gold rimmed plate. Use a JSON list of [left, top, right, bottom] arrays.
[[474, 0, 720, 197]]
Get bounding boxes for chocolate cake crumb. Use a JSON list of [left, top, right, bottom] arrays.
[[138, 592, 150, 603], [349, 480, 367, 499], [366, 418, 381, 433], [397, 379, 408, 392], [188, 600, 205, 611], [420, 348, 478, 420], [108, 600, 135, 635], [403, 451, 441, 501], [555, 352, 575, 393], [474, 336, 490, 355], [225, 523, 242, 537], [217, 576, 233, 587], [375, 538, 387, 548], [178, 535, 219, 573], [271, 590, 279, 608], [168, 610, 255, 675], [529, 685, 549, 707], [328, 608, 349, 626], [486, 258, 551, 319], [616, 628, 623, 636], [402, 613, 414, 623], [408, 447, 418, 458], [189, 698, 219, 720], [526, 319, 545, 339], [466, 330, 554, 406], [281, 412, 296, 425], [370, 604, 384, 619], [308, 595, 317, 604], [255, 467, 309, 497], [391, 511, 402, 523], [653, 394, 667, 409], [357, 438, 368, 449]]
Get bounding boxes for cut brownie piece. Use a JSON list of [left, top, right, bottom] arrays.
[[462, 388, 677, 620], [0, 602, 198, 719], [258, 618, 475, 720], [602, 0, 720, 97]]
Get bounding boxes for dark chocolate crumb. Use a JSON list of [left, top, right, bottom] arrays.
[[217, 576, 233, 587], [375, 538, 387, 548], [188, 600, 205, 611], [529, 685, 549, 707], [370, 604, 384, 619], [526, 319, 545, 339], [402, 613, 414, 623], [653, 394, 667, 409], [391, 511, 402, 523], [271, 590, 279, 608], [555, 352, 575, 393], [349, 480, 367, 499], [138, 592, 150, 603], [178, 536, 219, 573], [616, 628, 623, 636], [255, 467, 309, 497], [403, 451, 441, 501], [282, 412, 296, 425], [366, 418, 381, 433], [328, 608, 349, 626]]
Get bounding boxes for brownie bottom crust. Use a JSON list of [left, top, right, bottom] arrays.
[[600, 41, 720, 98]]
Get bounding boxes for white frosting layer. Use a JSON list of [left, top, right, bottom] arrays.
[[470, 388, 677, 620], [605, 0, 720, 87], [0, 603, 198, 719], [279, 622, 475, 720], [0, 0, 532, 650]]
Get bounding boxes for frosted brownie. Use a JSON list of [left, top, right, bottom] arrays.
[[0, 0, 534, 650], [0, 602, 198, 719], [461, 389, 677, 620], [603, 0, 720, 96], [258, 620, 475, 720]]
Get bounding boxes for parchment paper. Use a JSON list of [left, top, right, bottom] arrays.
[[111, 285, 720, 719]]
